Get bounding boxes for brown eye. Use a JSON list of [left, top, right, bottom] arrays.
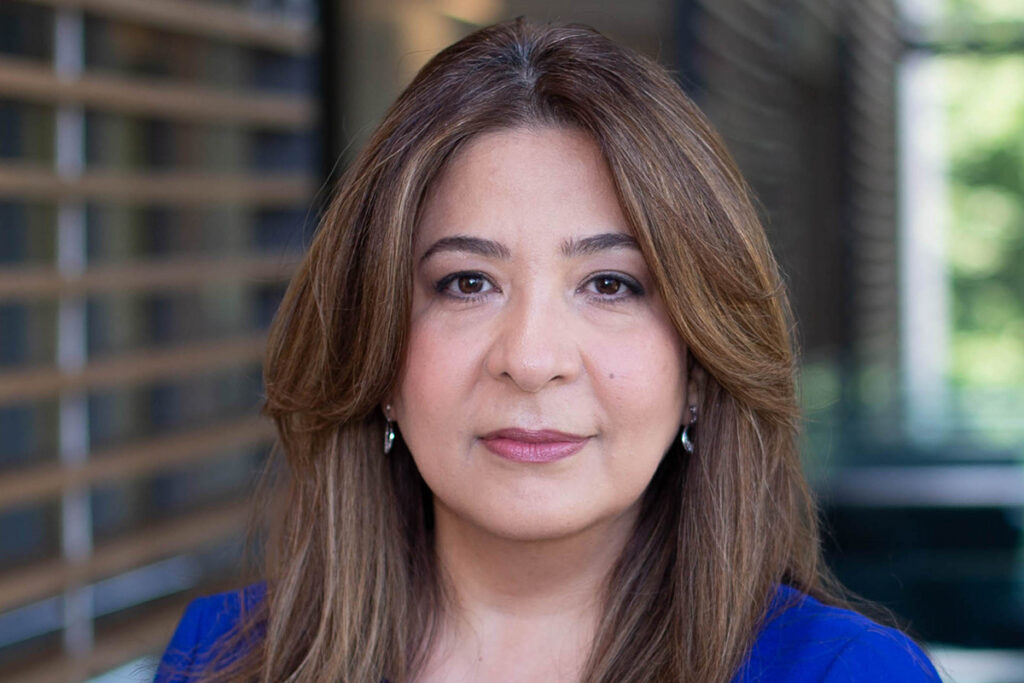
[[434, 271, 494, 300], [594, 276, 621, 295], [457, 275, 484, 293], [583, 273, 644, 301]]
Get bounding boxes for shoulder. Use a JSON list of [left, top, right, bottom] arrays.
[[735, 584, 942, 683], [155, 582, 266, 682]]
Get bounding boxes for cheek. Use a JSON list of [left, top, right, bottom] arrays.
[[392, 319, 492, 513], [588, 319, 687, 494], [393, 318, 484, 432], [591, 324, 686, 414]]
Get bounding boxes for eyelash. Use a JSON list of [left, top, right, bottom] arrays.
[[433, 271, 646, 303], [434, 272, 493, 302]]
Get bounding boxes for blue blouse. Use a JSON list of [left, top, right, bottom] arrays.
[[155, 583, 941, 682]]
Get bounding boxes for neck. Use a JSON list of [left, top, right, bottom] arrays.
[[416, 501, 639, 682]]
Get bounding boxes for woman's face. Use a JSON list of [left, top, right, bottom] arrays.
[[392, 126, 688, 542]]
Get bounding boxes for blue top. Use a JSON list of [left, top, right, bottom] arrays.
[[155, 583, 941, 682]]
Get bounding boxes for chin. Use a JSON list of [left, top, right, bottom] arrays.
[[468, 496, 634, 543], [481, 514, 588, 542]]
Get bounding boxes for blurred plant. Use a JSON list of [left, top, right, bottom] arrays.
[[943, 51, 1024, 438], [943, 0, 1024, 24]]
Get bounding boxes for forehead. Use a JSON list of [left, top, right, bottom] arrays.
[[415, 126, 631, 249]]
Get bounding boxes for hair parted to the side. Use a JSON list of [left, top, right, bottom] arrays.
[[198, 17, 849, 683]]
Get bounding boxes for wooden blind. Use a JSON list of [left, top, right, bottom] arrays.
[[0, 1, 318, 680], [688, 0, 849, 353], [687, 0, 902, 444], [843, 0, 902, 440]]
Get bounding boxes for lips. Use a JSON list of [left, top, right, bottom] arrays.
[[479, 428, 589, 463]]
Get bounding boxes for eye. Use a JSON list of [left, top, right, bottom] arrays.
[[435, 271, 496, 300], [582, 272, 645, 301], [592, 275, 623, 295]]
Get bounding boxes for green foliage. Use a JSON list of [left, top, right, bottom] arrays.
[[942, 0, 1024, 24], [944, 54, 1024, 388]]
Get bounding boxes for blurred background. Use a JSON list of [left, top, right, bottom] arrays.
[[0, 0, 1021, 681]]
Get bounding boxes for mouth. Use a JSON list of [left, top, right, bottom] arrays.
[[479, 428, 590, 463]]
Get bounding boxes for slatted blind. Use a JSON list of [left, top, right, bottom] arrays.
[[0, 1, 319, 680], [687, 0, 902, 445], [840, 0, 903, 440], [687, 0, 848, 351]]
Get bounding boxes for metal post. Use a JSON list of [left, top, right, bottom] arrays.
[[54, 6, 94, 659]]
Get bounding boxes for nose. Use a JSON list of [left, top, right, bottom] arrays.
[[483, 287, 581, 393]]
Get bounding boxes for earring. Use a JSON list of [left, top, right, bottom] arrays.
[[680, 405, 697, 454], [383, 404, 396, 455]]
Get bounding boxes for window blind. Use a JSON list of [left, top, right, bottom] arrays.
[[0, 1, 319, 680], [688, 0, 901, 436]]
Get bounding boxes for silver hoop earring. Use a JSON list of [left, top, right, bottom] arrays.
[[680, 405, 697, 454], [383, 404, 396, 455]]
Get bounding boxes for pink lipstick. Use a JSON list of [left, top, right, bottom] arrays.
[[480, 428, 589, 463]]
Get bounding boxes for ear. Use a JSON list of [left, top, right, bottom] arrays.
[[683, 347, 707, 425]]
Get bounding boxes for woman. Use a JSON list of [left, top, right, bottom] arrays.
[[157, 18, 940, 683]]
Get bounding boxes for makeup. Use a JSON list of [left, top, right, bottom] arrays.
[[480, 428, 589, 463]]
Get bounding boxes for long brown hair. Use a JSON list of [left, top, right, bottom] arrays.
[[209, 17, 844, 682]]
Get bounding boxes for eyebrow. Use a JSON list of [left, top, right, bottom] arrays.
[[419, 236, 512, 263], [419, 232, 640, 264], [560, 232, 640, 258]]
